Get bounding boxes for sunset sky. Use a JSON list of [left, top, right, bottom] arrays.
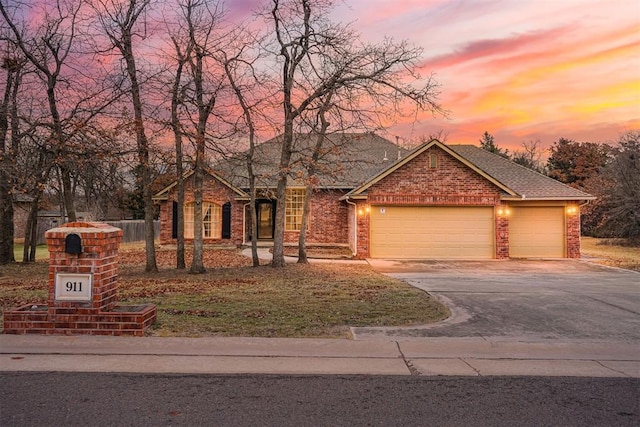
[[207, 0, 639, 150], [326, 0, 640, 150], [14, 0, 640, 152]]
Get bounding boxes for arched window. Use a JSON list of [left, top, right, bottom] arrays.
[[184, 202, 221, 239]]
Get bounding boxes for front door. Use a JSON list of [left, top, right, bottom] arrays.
[[257, 201, 275, 239]]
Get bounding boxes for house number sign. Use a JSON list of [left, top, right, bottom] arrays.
[[55, 273, 93, 302]]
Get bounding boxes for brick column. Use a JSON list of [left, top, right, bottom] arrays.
[[566, 206, 581, 258], [355, 202, 370, 259], [46, 222, 123, 315], [495, 205, 509, 259]]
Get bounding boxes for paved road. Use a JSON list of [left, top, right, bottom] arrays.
[[1, 372, 638, 426], [355, 259, 640, 340]]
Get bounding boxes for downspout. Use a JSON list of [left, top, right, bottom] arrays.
[[345, 197, 358, 257]]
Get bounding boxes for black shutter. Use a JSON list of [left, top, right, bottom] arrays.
[[172, 201, 178, 238], [222, 202, 231, 239]]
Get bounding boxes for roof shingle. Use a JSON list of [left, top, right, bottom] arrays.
[[448, 145, 595, 200]]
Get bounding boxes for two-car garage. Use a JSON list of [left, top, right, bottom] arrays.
[[368, 205, 567, 259]]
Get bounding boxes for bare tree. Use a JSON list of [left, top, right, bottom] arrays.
[[218, 28, 268, 267], [594, 131, 640, 239], [164, 4, 195, 270], [168, 0, 227, 274], [267, 0, 441, 267], [418, 130, 449, 144], [1, 0, 85, 223], [91, 0, 158, 272], [512, 139, 545, 173], [296, 92, 333, 263]]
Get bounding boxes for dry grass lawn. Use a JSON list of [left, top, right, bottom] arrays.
[[581, 237, 640, 272], [0, 245, 449, 338]]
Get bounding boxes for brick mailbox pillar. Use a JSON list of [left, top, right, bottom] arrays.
[[3, 222, 156, 336]]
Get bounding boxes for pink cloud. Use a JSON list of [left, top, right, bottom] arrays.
[[419, 25, 575, 71]]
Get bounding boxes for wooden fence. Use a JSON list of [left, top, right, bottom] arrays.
[[37, 220, 160, 245], [105, 220, 161, 243]]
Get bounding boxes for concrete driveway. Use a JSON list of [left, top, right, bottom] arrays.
[[353, 259, 640, 341]]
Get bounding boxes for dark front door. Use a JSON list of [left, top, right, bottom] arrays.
[[257, 201, 275, 240]]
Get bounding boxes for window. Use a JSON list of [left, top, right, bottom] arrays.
[[184, 202, 221, 239], [285, 189, 305, 231], [429, 153, 438, 168]]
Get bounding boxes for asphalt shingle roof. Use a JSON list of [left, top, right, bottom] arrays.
[[215, 133, 409, 189], [155, 134, 594, 202], [448, 145, 595, 200]]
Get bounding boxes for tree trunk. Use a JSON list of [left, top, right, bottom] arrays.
[[222, 51, 260, 266], [124, 36, 157, 273], [175, 160, 186, 270], [297, 184, 313, 264], [272, 119, 295, 267], [0, 181, 14, 264], [0, 61, 15, 264], [298, 95, 331, 263], [189, 142, 206, 274], [22, 196, 39, 263], [60, 165, 76, 222], [171, 56, 186, 270], [248, 172, 260, 267]]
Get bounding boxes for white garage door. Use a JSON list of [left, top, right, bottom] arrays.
[[370, 206, 495, 259], [509, 206, 565, 257]]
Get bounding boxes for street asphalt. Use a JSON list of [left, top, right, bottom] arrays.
[[1, 257, 638, 378]]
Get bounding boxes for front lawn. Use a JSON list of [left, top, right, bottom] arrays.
[[0, 246, 449, 338], [581, 237, 640, 272], [12, 244, 49, 262]]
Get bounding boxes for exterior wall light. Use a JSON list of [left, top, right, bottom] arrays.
[[496, 206, 510, 217], [357, 205, 371, 216], [566, 205, 578, 215]]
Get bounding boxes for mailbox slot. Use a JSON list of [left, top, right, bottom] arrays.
[[64, 233, 82, 254]]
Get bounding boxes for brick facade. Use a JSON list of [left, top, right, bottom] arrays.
[[158, 176, 350, 246], [367, 147, 502, 203], [156, 145, 585, 260], [300, 189, 349, 244], [159, 176, 245, 245]]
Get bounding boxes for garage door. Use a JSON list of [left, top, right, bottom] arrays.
[[509, 207, 565, 257], [370, 206, 495, 259]]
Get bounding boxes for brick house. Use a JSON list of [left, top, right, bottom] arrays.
[[153, 134, 595, 259]]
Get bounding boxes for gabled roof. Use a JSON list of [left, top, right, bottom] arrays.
[[346, 139, 595, 201], [448, 145, 595, 200], [152, 169, 249, 201]]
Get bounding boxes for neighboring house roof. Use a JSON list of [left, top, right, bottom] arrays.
[[347, 139, 595, 201], [13, 194, 35, 203]]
